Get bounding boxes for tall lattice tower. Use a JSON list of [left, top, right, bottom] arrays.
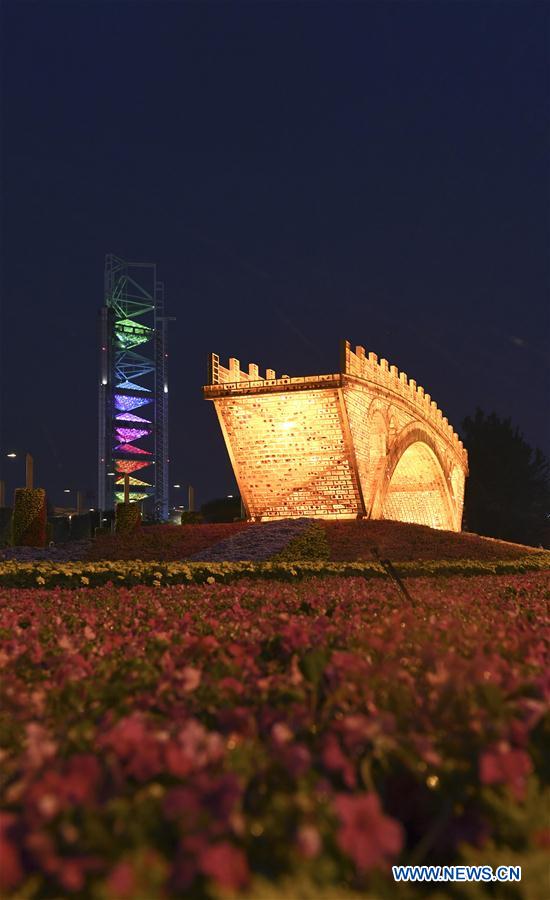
[[98, 254, 170, 520]]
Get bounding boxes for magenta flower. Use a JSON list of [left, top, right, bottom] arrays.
[[106, 861, 135, 898], [334, 792, 403, 872], [479, 743, 532, 800], [199, 841, 249, 891], [99, 714, 162, 781]]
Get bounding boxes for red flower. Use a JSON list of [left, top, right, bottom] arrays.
[[322, 734, 356, 788], [479, 743, 532, 800], [99, 714, 162, 781], [199, 842, 249, 891], [106, 861, 135, 899], [334, 792, 403, 872]]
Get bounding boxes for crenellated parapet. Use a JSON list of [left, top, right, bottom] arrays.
[[205, 352, 340, 394], [341, 342, 468, 469], [208, 353, 278, 385], [203, 341, 468, 529]]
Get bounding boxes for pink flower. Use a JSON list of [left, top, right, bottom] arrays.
[[322, 734, 356, 788], [334, 792, 403, 871], [296, 824, 322, 858], [199, 842, 249, 891], [271, 721, 293, 745], [25, 723, 58, 769], [281, 743, 311, 778], [177, 719, 224, 768], [479, 743, 532, 800], [99, 714, 162, 781], [58, 858, 86, 892], [180, 666, 201, 692], [106, 861, 136, 898]]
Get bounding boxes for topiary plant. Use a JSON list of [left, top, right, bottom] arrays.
[[12, 488, 47, 547], [115, 502, 142, 534]]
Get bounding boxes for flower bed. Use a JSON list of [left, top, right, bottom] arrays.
[[273, 521, 330, 562], [0, 573, 548, 897], [190, 519, 313, 562], [85, 523, 250, 562], [0, 555, 549, 589], [323, 520, 546, 562]]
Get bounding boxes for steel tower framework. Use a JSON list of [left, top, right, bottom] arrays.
[[98, 254, 170, 520]]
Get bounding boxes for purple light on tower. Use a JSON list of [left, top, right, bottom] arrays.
[[115, 427, 151, 443], [115, 412, 152, 423], [114, 394, 152, 413]]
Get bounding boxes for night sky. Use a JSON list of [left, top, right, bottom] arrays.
[[1, 1, 549, 510]]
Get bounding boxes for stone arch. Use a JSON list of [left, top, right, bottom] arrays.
[[386, 407, 398, 448], [374, 424, 458, 531], [366, 399, 388, 514]]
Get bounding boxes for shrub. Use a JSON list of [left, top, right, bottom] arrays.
[[201, 495, 242, 523], [11, 488, 47, 547], [115, 502, 142, 535], [180, 511, 203, 524]]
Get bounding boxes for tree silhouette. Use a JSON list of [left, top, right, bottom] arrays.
[[461, 409, 550, 547]]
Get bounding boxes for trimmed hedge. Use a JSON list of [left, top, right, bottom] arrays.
[[11, 488, 46, 547], [0, 554, 548, 589], [115, 502, 141, 535]]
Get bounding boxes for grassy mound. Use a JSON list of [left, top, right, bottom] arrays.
[[85, 522, 250, 561], [322, 519, 545, 561]]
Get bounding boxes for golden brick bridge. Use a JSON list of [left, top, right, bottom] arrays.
[[204, 341, 468, 530]]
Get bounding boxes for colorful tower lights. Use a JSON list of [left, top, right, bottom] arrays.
[[98, 254, 171, 519]]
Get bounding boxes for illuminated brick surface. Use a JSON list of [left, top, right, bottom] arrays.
[[204, 342, 468, 530]]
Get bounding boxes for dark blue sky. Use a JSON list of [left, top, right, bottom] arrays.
[[1, 1, 549, 509]]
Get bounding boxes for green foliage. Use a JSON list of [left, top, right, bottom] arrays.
[[11, 488, 47, 547], [0, 553, 548, 589], [274, 522, 330, 561], [462, 409, 550, 547], [115, 502, 141, 535]]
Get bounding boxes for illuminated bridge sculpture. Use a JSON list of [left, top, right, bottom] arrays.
[[204, 341, 468, 530]]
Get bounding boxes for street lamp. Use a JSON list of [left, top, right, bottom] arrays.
[[4, 451, 34, 488], [62, 488, 85, 515]]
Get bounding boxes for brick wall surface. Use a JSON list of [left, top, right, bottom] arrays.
[[215, 389, 362, 519]]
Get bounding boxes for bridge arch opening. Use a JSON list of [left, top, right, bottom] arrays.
[[381, 440, 455, 530]]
